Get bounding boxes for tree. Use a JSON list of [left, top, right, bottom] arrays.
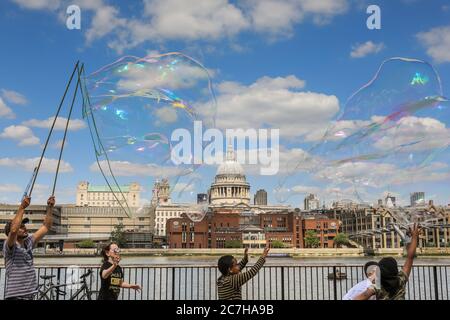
[[334, 233, 350, 248], [76, 239, 95, 248], [305, 230, 320, 248], [225, 240, 242, 248], [271, 240, 285, 248], [111, 223, 127, 247]]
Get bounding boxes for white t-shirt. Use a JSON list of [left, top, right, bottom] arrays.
[[343, 279, 375, 300]]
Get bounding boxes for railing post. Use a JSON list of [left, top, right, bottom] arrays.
[[281, 267, 285, 300], [172, 268, 176, 300], [333, 266, 337, 300], [433, 266, 439, 300], [56, 267, 61, 301]]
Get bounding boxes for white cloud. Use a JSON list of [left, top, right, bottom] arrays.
[[12, 0, 349, 52], [304, 119, 371, 142], [116, 63, 210, 91], [373, 116, 450, 152], [0, 184, 22, 193], [0, 97, 15, 119], [0, 125, 40, 146], [0, 157, 73, 173], [22, 117, 86, 131], [1, 89, 28, 105], [85, 5, 126, 43], [213, 75, 339, 138], [52, 139, 66, 149], [90, 160, 190, 177], [417, 26, 450, 63], [11, 0, 60, 10], [350, 41, 385, 58], [291, 185, 321, 194], [172, 182, 195, 193], [244, 0, 348, 36], [109, 0, 250, 52]]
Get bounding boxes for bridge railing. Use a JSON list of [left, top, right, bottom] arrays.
[[1, 265, 449, 300]]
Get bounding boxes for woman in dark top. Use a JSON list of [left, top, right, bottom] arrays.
[[97, 242, 141, 300]]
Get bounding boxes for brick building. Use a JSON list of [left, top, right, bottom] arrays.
[[167, 209, 341, 249]]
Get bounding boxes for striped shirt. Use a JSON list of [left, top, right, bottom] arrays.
[[3, 235, 37, 299], [217, 255, 266, 300]]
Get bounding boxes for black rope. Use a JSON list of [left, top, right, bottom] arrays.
[[29, 61, 80, 197], [51, 65, 82, 196]]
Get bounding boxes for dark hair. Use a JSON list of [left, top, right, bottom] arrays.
[[218, 255, 235, 276], [101, 242, 118, 263], [363, 261, 379, 277], [378, 257, 400, 296]]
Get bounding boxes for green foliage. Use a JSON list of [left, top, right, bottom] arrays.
[[111, 223, 127, 247], [271, 240, 285, 248], [76, 239, 95, 248], [334, 233, 350, 248], [305, 230, 320, 248], [224, 240, 242, 248]]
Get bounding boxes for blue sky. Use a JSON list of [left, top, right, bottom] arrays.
[[1, 0, 450, 208]]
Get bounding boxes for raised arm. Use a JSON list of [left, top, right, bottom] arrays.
[[102, 256, 120, 279], [238, 248, 249, 270], [6, 197, 30, 248], [353, 286, 376, 300], [33, 196, 54, 244], [402, 223, 421, 278], [230, 248, 269, 288]]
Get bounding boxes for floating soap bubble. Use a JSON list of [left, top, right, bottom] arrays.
[[81, 52, 216, 217], [279, 58, 450, 206]]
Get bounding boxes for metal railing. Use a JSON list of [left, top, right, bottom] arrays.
[[1, 265, 449, 300]]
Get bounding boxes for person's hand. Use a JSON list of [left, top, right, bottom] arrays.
[[409, 223, 422, 240], [112, 256, 121, 266], [262, 247, 270, 258], [47, 196, 55, 207], [244, 247, 248, 256], [20, 196, 31, 210], [130, 284, 141, 291]]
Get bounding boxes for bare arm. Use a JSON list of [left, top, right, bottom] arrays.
[[120, 281, 141, 290], [353, 287, 376, 300], [238, 248, 249, 270], [230, 248, 269, 288], [33, 196, 54, 244], [6, 197, 30, 248], [402, 224, 421, 278], [101, 262, 118, 279]]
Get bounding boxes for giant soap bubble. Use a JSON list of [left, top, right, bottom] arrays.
[[277, 58, 450, 205], [81, 52, 216, 217]]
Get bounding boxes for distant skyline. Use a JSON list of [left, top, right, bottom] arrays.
[[1, 0, 450, 207]]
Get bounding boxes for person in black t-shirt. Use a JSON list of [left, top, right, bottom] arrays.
[[97, 242, 141, 300]]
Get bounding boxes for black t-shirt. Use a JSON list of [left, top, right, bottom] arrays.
[[98, 261, 124, 300]]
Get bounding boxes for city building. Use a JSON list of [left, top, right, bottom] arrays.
[[60, 205, 154, 247], [209, 142, 251, 206], [304, 194, 320, 211], [76, 181, 141, 208], [301, 214, 340, 248], [166, 208, 341, 249], [385, 194, 396, 208], [154, 143, 290, 236], [0, 204, 65, 247], [410, 192, 425, 206], [197, 193, 208, 204], [254, 189, 268, 205]]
